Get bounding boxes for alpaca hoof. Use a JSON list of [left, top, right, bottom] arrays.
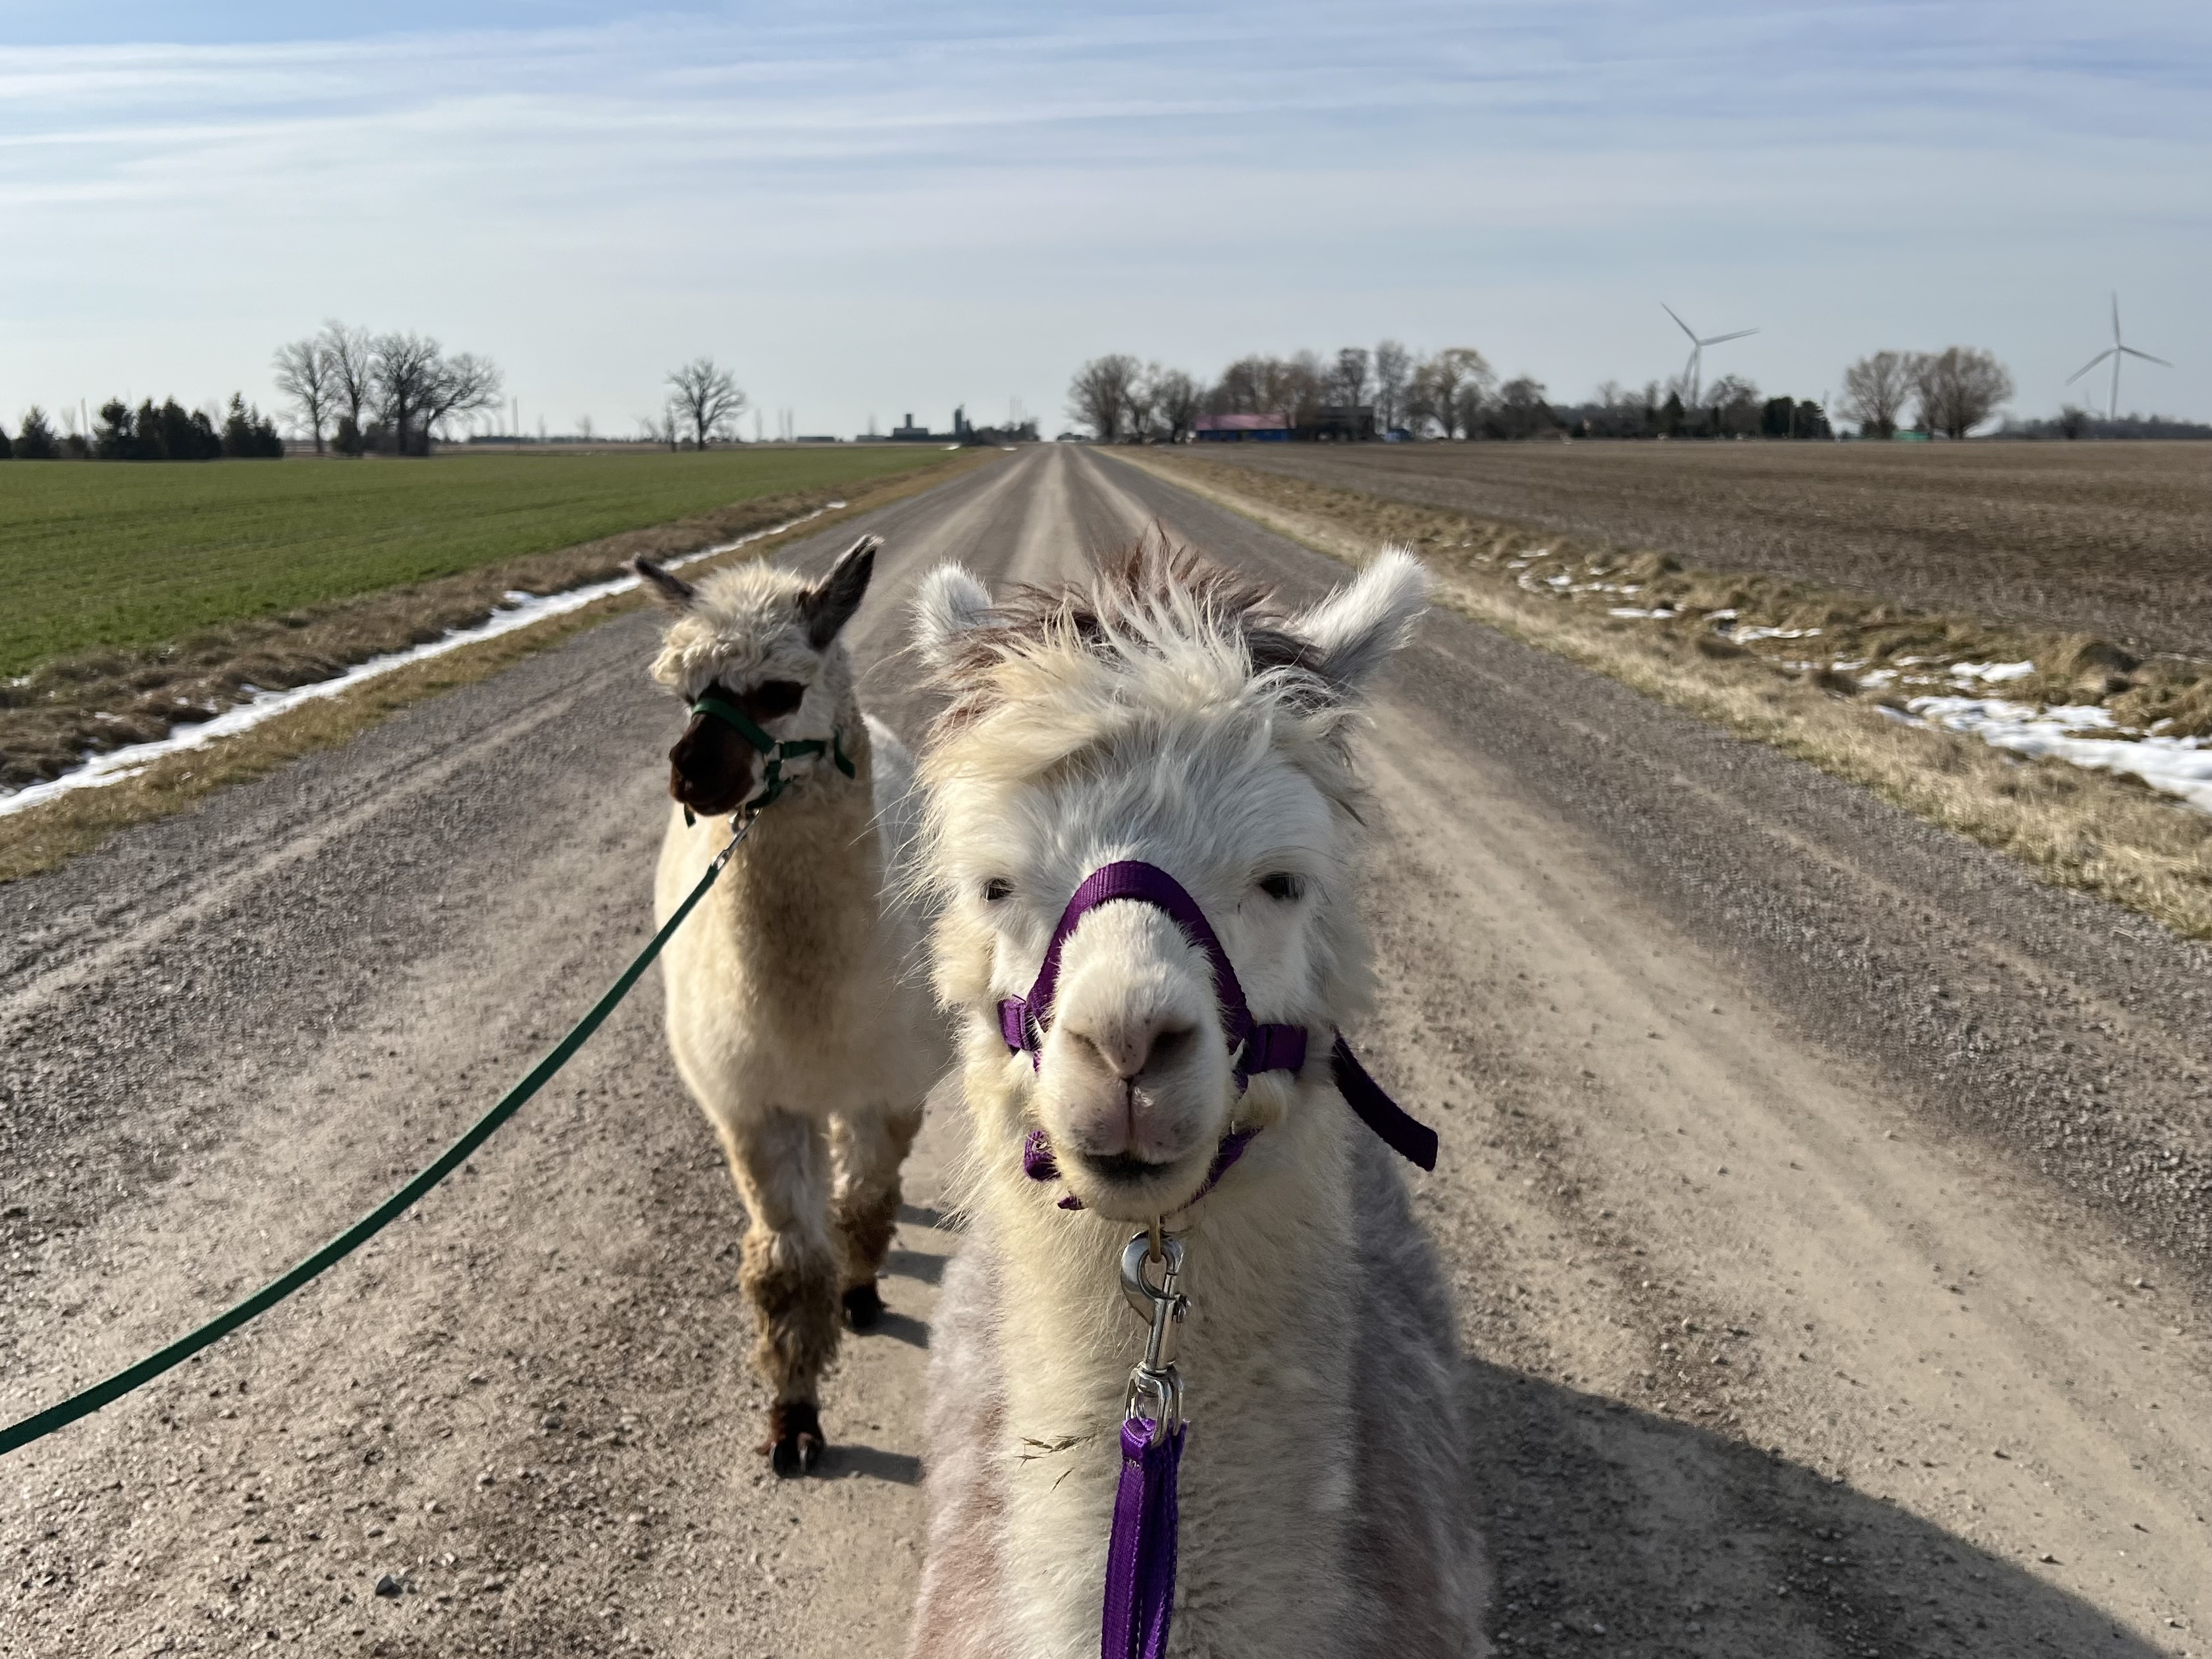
[[764, 1402, 826, 1479], [842, 1281, 884, 1331]]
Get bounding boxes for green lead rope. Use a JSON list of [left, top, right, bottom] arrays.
[[0, 818, 758, 1459], [683, 695, 856, 826]]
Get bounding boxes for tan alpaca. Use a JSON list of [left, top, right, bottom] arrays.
[[903, 543, 1488, 1654], [634, 537, 946, 1476]]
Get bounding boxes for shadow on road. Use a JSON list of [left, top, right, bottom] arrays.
[[866, 1310, 930, 1350], [1465, 1361, 2159, 1655], [885, 1247, 945, 1284], [829, 1442, 923, 1487]]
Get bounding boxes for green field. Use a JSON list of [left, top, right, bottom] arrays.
[[0, 447, 953, 676]]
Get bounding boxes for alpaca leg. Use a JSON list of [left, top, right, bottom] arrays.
[[717, 1107, 841, 1476], [829, 1101, 924, 1331]]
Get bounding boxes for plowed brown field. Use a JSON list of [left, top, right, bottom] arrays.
[[1194, 440, 2212, 658]]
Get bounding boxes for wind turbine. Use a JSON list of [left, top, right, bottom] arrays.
[[1663, 304, 1756, 408], [1664, 304, 1757, 408], [2067, 292, 2171, 422]]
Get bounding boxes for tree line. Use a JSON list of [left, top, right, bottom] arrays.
[[0, 395, 282, 461], [273, 321, 502, 455], [1070, 340, 2028, 442]]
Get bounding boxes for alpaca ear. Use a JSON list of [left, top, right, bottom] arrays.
[[1287, 546, 1433, 695], [797, 535, 880, 647], [912, 562, 993, 670], [631, 556, 696, 610]]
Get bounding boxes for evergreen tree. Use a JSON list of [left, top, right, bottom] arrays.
[[14, 407, 59, 460], [221, 393, 284, 458], [95, 400, 143, 460], [0, 422, 14, 460]]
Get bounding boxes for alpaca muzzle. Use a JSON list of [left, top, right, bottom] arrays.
[[1036, 912, 1227, 1176], [1003, 860, 1440, 1215], [668, 715, 759, 816], [673, 692, 856, 822]]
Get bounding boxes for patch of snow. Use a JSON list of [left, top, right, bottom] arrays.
[[0, 502, 847, 820], [1704, 608, 1739, 621], [1948, 660, 2036, 683], [1734, 625, 1821, 643], [1906, 695, 2212, 815], [1609, 606, 1677, 619]]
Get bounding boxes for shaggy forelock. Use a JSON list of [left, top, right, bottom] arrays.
[[648, 562, 822, 694], [919, 542, 1365, 812]]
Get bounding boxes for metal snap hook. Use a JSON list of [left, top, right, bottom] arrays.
[[1119, 1231, 1188, 1440]]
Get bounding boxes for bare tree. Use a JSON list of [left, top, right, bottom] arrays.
[[1286, 350, 1330, 429], [1373, 340, 1412, 434], [367, 333, 501, 455], [1488, 377, 1558, 440], [639, 406, 680, 450], [272, 336, 336, 454], [1331, 347, 1372, 413], [371, 332, 442, 454], [421, 352, 503, 442], [1409, 348, 1494, 438], [1068, 354, 1140, 442], [321, 321, 376, 447], [666, 357, 747, 450], [1706, 374, 1762, 438], [1914, 346, 2013, 440], [1121, 370, 1161, 442], [1839, 350, 1916, 439], [1147, 367, 1202, 444]]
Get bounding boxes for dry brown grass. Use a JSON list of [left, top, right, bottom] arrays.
[[1196, 440, 2212, 660], [1124, 450, 2212, 941], [0, 452, 995, 884]]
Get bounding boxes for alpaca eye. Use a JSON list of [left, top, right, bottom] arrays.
[[982, 878, 1013, 903], [1258, 872, 1304, 902], [753, 679, 805, 716]]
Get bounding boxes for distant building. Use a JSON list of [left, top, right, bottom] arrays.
[[1305, 404, 1377, 442], [1194, 411, 1291, 442], [887, 412, 932, 440]]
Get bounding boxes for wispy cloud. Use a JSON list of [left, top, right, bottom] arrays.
[[1, 1, 2206, 431]]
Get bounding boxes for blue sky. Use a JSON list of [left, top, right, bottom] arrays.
[[2, 1, 2206, 436]]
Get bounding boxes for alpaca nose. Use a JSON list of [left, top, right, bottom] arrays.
[[670, 731, 708, 781], [1063, 1011, 1197, 1083]]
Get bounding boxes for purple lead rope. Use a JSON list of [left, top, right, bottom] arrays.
[[1103, 1418, 1184, 1659]]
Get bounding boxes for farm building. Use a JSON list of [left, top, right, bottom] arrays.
[[1305, 404, 1377, 442], [1194, 411, 1291, 442]]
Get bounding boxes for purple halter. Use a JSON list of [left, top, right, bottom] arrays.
[[1000, 861, 1438, 1659], [1000, 860, 1438, 1214]]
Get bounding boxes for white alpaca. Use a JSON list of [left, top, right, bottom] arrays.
[[634, 536, 945, 1475], [903, 542, 1488, 1655]]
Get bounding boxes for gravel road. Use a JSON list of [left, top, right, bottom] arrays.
[[4, 446, 2207, 1657]]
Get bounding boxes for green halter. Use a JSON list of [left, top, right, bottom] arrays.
[[684, 693, 856, 826]]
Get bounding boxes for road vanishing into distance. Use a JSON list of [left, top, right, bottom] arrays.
[[5, 445, 2207, 1657]]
